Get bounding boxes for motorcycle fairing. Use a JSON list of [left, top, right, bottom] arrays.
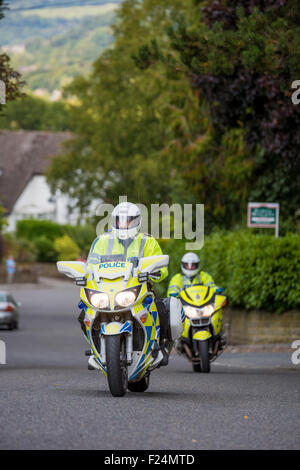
[[193, 330, 212, 341], [101, 321, 132, 335], [182, 317, 190, 339], [128, 300, 160, 381], [214, 294, 227, 312], [211, 310, 223, 335]]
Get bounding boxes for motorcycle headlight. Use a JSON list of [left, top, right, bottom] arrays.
[[201, 304, 215, 317], [183, 306, 201, 319], [85, 289, 109, 309], [115, 287, 140, 308]]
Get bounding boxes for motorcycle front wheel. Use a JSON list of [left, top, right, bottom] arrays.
[[106, 334, 128, 397], [193, 363, 202, 372], [198, 340, 211, 373]]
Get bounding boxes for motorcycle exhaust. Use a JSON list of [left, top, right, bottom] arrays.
[[183, 343, 200, 363]]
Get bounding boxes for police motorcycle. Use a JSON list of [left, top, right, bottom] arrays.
[[177, 285, 227, 373], [57, 255, 183, 397]]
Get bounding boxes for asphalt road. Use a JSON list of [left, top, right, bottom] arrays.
[[0, 281, 299, 450]]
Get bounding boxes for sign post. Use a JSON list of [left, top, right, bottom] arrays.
[[247, 202, 280, 237]]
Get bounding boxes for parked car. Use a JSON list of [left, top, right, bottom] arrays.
[[0, 291, 20, 330]]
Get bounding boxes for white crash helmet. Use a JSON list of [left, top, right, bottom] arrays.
[[181, 252, 200, 278], [111, 202, 141, 240]]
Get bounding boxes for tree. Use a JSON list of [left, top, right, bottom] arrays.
[[0, 1, 24, 262], [47, 0, 193, 213], [0, 94, 73, 131], [0, 0, 24, 113], [163, 0, 300, 222], [47, 0, 300, 230]]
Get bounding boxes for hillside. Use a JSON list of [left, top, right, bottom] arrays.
[[0, 0, 122, 95]]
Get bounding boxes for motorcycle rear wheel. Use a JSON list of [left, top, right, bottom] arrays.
[[128, 374, 150, 393], [106, 334, 128, 397], [198, 341, 210, 373]]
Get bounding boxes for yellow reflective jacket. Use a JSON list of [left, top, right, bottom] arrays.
[[167, 271, 215, 297], [87, 232, 168, 283]]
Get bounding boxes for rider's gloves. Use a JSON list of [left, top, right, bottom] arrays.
[[75, 277, 87, 286], [138, 272, 149, 283], [138, 271, 161, 283]]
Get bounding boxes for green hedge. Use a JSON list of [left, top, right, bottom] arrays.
[[161, 231, 300, 313], [203, 231, 300, 312], [16, 220, 66, 242], [16, 219, 96, 262]]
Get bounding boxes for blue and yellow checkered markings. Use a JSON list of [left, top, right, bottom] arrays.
[[151, 308, 160, 336], [129, 311, 157, 381], [120, 322, 132, 334]]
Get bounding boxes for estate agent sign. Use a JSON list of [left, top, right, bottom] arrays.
[[247, 202, 280, 237]]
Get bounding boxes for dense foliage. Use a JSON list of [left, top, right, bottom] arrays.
[[0, 0, 24, 114], [161, 0, 300, 222], [54, 234, 80, 261], [47, 0, 193, 211], [15, 219, 95, 262], [47, 0, 300, 231], [0, 94, 73, 131], [199, 231, 300, 313], [0, 1, 24, 261]]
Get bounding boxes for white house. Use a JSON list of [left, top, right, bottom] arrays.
[[0, 130, 81, 231]]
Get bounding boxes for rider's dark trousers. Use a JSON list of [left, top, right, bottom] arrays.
[[155, 297, 171, 344]]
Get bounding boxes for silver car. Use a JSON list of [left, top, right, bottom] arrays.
[[0, 291, 20, 330]]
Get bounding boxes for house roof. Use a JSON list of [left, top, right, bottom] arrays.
[[0, 130, 72, 213]]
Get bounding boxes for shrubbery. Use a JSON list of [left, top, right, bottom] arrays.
[[16, 219, 65, 242], [3, 233, 37, 263], [16, 219, 95, 262], [54, 234, 80, 261], [162, 231, 300, 313]]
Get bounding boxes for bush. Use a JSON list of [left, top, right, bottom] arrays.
[[34, 236, 58, 262], [200, 231, 300, 313], [16, 219, 66, 242], [15, 219, 97, 261], [54, 234, 80, 261], [66, 224, 95, 257], [3, 233, 37, 263], [159, 231, 300, 313]]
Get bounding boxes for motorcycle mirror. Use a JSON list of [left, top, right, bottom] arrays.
[[138, 255, 169, 274]]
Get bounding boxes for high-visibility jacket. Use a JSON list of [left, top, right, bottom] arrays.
[[167, 271, 216, 297], [87, 232, 168, 283]]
